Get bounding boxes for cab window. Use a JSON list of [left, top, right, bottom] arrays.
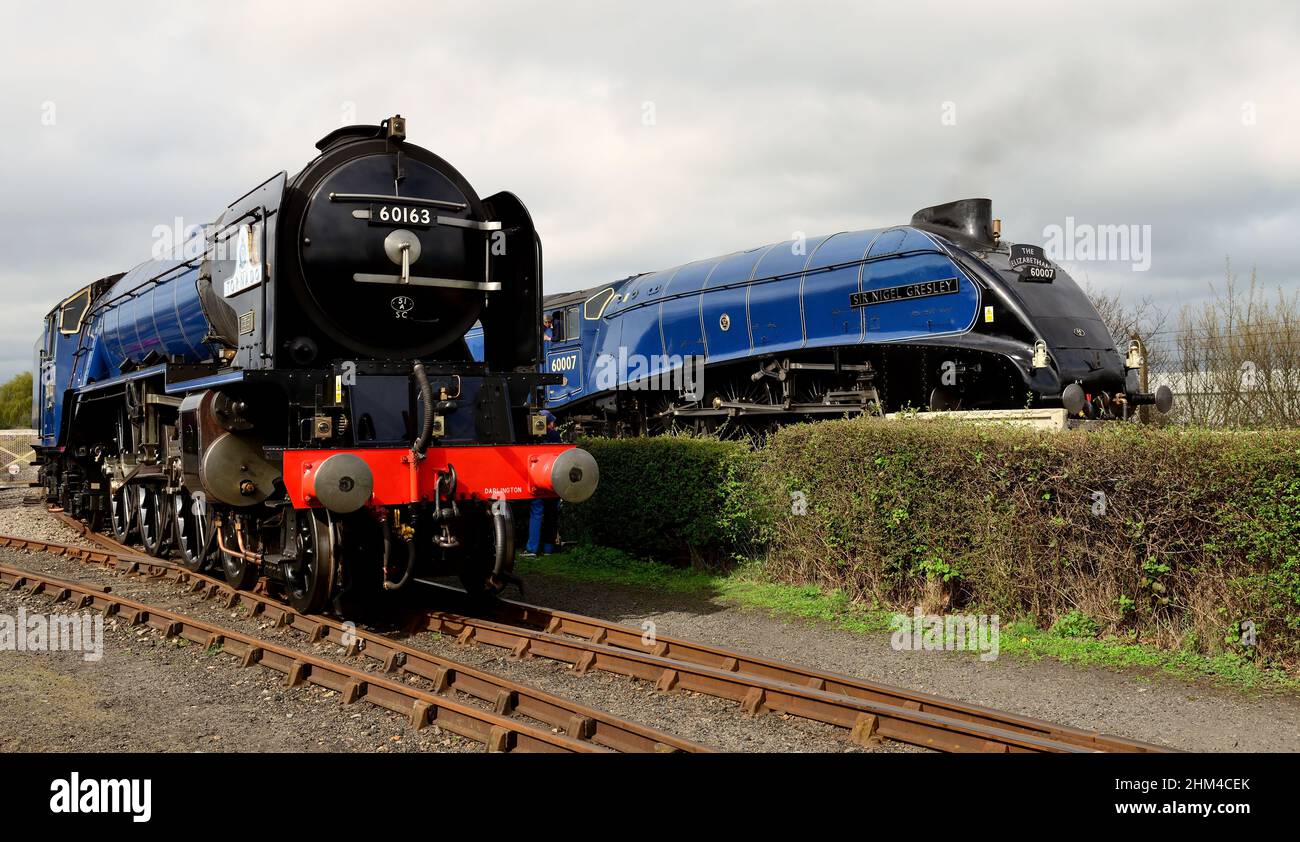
[[58, 288, 91, 335], [549, 307, 581, 342]]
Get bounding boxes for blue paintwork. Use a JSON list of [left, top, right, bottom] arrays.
[[544, 342, 584, 403], [35, 168, 289, 450], [35, 254, 219, 448], [465, 326, 484, 362], [163, 369, 246, 395], [658, 259, 712, 358], [700, 248, 767, 362], [75, 363, 169, 394], [82, 259, 212, 386], [35, 313, 81, 447], [466, 323, 589, 404], [471, 225, 980, 412]]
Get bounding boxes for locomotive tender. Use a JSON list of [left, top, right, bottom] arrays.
[[499, 199, 1174, 433], [34, 115, 597, 613]]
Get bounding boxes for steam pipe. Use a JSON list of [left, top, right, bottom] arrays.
[[381, 514, 415, 591], [491, 503, 513, 579], [234, 518, 262, 562], [411, 362, 435, 456], [215, 517, 260, 563]]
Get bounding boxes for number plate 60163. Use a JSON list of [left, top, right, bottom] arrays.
[[370, 204, 433, 227]]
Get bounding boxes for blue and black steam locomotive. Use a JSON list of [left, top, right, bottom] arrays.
[[472, 199, 1173, 433], [33, 115, 597, 612]]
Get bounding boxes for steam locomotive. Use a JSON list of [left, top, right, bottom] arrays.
[[481, 199, 1173, 433], [33, 115, 597, 613]]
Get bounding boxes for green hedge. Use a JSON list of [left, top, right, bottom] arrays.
[[563, 434, 749, 564], [569, 420, 1300, 663]]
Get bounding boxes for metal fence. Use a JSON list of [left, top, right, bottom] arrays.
[[0, 429, 38, 484]]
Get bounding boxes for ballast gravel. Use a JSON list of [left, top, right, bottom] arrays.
[[0, 503, 906, 752]]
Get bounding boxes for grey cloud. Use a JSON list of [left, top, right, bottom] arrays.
[[1, 0, 1297, 380]]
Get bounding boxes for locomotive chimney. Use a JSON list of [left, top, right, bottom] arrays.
[[910, 198, 998, 250]]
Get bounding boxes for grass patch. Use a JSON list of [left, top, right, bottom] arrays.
[[517, 545, 718, 593], [520, 544, 1300, 694], [517, 545, 892, 634], [999, 618, 1298, 692]]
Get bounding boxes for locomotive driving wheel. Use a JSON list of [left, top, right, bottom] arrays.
[[330, 512, 384, 618], [218, 513, 260, 590], [643, 392, 679, 436], [283, 509, 336, 614], [138, 485, 172, 557], [172, 489, 215, 572], [109, 484, 140, 544]]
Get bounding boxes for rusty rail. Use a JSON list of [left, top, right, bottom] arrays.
[[1, 526, 709, 753], [0, 560, 594, 753], [443, 587, 1168, 753], [38, 510, 1169, 753], [416, 607, 1095, 752]]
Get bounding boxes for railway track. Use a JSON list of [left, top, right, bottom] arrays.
[[14, 509, 1170, 753], [0, 525, 709, 754], [0, 560, 606, 753], [421, 585, 1169, 753]]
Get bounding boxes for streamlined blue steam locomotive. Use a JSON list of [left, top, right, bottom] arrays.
[[469, 199, 1173, 433]]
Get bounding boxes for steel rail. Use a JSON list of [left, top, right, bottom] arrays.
[[0, 560, 594, 753], [40, 510, 1168, 753], [416, 607, 1097, 752], [1, 526, 708, 754], [454, 587, 1168, 753]]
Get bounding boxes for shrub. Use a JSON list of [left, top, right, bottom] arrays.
[[1052, 610, 1101, 639], [749, 418, 1300, 663], [571, 419, 1300, 663], [563, 433, 750, 565]]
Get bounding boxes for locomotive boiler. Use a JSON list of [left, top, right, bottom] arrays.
[[34, 115, 597, 613], [497, 198, 1174, 433]]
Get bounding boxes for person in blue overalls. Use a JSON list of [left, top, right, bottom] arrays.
[[522, 409, 561, 556]]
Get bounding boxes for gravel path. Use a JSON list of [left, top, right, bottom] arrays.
[[511, 571, 1300, 752]]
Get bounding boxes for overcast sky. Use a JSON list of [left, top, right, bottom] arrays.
[[1, 0, 1297, 379]]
